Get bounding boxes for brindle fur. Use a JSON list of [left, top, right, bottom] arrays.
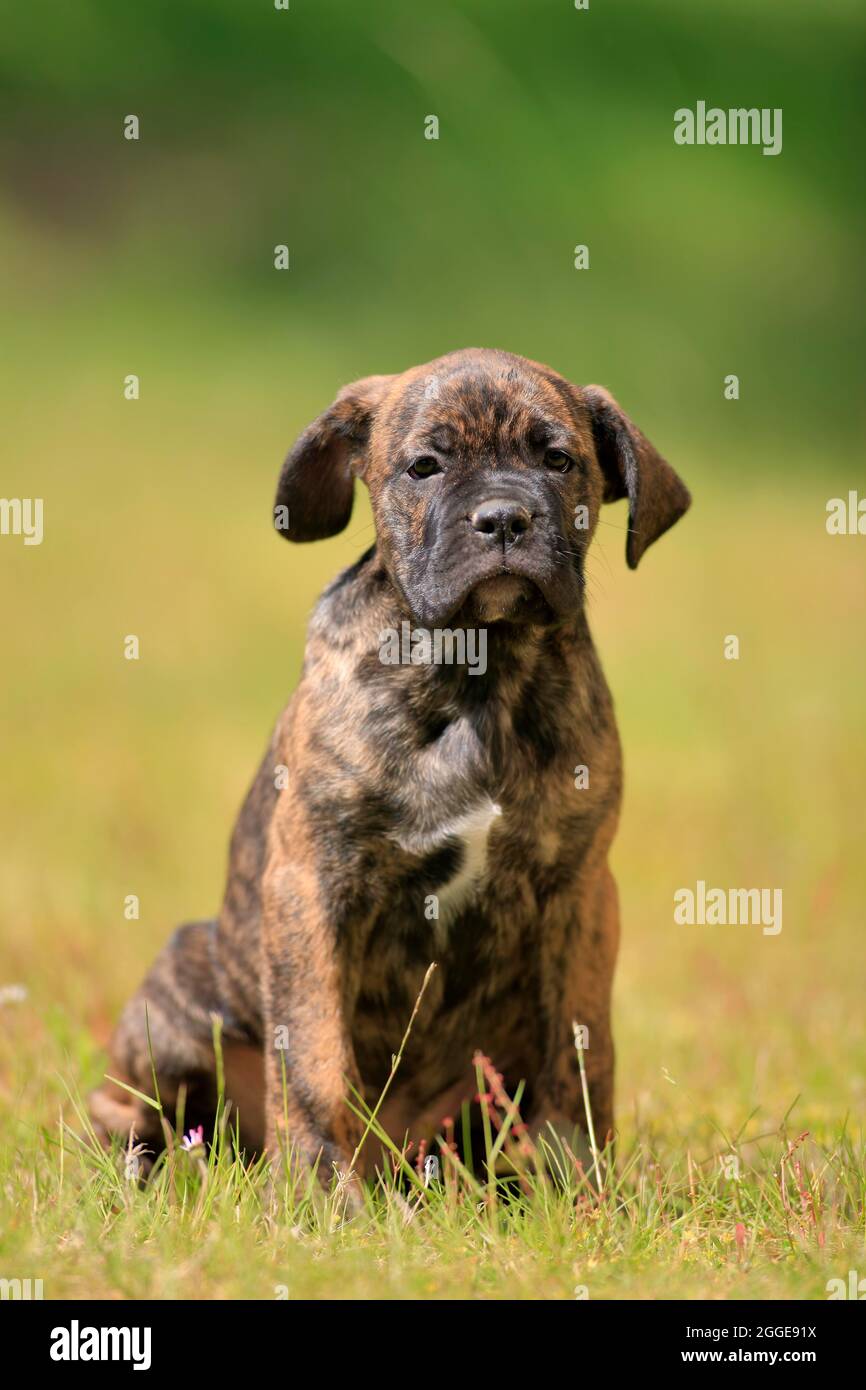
[[90, 348, 690, 1181]]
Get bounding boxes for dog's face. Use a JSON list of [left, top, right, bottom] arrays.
[[275, 349, 690, 628], [365, 358, 597, 628]]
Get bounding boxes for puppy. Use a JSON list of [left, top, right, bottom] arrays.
[[90, 348, 690, 1182]]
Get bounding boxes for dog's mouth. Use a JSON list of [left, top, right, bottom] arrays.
[[465, 573, 551, 624], [400, 532, 580, 629]]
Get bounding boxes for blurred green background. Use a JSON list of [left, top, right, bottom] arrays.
[[1, 0, 865, 1294]]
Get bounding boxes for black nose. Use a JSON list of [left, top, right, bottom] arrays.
[[469, 499, 533, 547]]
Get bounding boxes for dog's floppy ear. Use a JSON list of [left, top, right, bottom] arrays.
[[582, 385, 691, 569], [274, 374, 394, 542]]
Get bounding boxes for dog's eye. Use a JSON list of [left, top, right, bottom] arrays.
[[544, 448, 574, 473], [407, 456, 442, 480]]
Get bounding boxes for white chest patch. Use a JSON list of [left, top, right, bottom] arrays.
[[434, 798, 502, 918], [390, 794, 502, 933]]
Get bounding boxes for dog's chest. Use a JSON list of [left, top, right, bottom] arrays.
[[431, 797, 502, 917], [389, 789, 502, 921]]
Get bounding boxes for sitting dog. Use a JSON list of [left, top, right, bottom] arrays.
[[90, 348, 690, 1181]]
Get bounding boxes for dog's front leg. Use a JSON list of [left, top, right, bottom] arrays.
[[530, 864, 619, 1169], [261, 859, 364, 1192]]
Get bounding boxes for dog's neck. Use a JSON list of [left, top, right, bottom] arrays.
[[322, 544, 602, 739]]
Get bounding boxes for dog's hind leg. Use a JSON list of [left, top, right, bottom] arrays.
[[89, 918, 264, 1158]]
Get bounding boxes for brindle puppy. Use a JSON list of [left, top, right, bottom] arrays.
[[90, 348, 690, 1183]]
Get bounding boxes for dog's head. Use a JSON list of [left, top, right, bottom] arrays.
[[274, 349, 690, 627]]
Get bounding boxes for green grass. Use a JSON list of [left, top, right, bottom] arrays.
[[1, 1027, 863, 1301]]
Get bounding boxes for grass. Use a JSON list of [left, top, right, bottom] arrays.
[[1, 354, 864, 1298], [1, 1020, 863, 1301]]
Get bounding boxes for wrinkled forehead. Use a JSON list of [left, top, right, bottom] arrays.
[[375, 361, 592, 459]]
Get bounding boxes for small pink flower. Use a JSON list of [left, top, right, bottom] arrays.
[[181, 1124, 205, 1152]]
